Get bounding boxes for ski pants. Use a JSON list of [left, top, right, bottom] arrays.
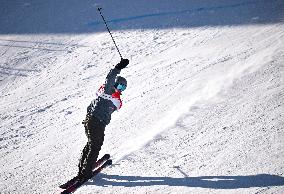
[[78, 116, 105, 177]]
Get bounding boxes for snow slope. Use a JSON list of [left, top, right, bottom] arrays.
[[0, 0, 284, 193]]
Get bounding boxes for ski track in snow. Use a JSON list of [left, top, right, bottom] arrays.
[[1, 0, 284, 194]]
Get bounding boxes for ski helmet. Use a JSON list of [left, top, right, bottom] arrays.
[[114, 76, 127, 89]]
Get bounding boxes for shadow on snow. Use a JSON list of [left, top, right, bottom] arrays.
[[0, 0, 283, 34], [88, 173, 284, 189]]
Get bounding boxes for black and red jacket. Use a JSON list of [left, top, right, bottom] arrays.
[[87, 68, 122, 125]]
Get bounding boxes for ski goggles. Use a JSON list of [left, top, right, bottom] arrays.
[[116, 83, 126, 91]]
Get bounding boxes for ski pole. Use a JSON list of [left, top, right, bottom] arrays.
[[97, 7, 123, 59]]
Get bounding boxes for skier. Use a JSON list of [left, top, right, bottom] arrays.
[[77, 58, 129, 180]]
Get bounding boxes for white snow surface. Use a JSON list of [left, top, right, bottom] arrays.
[[0, 0, 284, 193]]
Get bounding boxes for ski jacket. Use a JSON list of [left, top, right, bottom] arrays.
[[87, 68, 122, 125]]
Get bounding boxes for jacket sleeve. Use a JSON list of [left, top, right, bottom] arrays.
[[104, 68, 121, 94]]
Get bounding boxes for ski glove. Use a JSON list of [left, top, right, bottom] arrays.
[[115, 58, 129, 70]]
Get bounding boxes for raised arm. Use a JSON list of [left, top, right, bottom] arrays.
[[104, 68, 120, 94], [104, 58, 129, 94]]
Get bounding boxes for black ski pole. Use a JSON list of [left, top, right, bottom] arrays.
[[97, 7, 123, 59]]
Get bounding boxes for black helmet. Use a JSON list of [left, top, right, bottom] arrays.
[[114, 76, 127, 90]]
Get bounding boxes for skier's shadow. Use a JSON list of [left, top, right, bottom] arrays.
[[86, 173, 284, 189]]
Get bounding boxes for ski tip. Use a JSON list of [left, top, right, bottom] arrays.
[[101, 154, 110, 161], [106, 159, 112, 165]]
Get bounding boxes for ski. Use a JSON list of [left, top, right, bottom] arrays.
[[59, 154, 110, 189], [60, 159, 112, 194]]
